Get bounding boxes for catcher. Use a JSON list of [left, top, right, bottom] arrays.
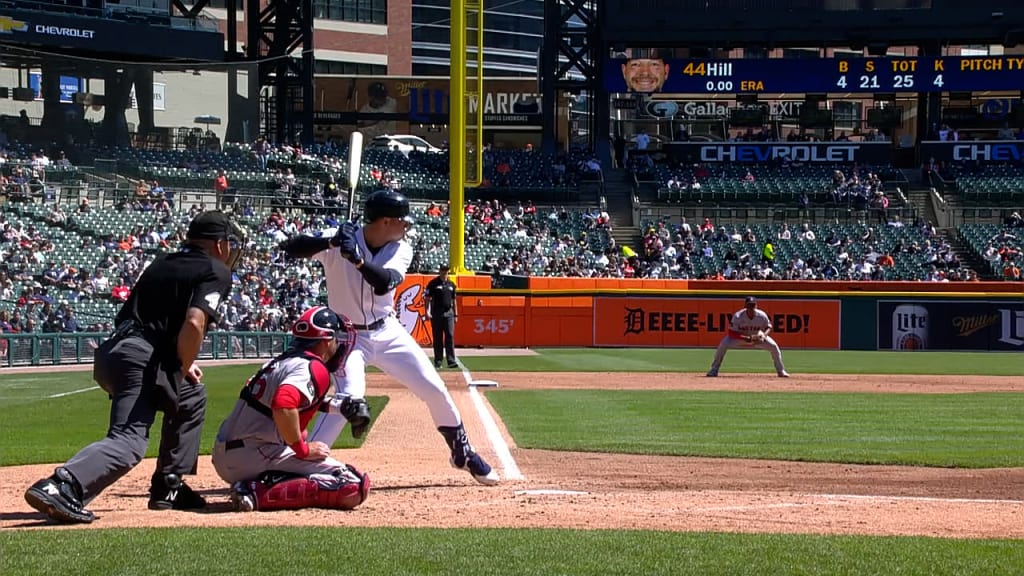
[[211, 306, 370, 512], [706, 297, 790, 378]]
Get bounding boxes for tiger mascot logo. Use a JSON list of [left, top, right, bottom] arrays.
[[394, 282, 432, 346]]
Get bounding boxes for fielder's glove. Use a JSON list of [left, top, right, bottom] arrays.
[[334, 222, 362, 264], [754, 330, 767, 343]]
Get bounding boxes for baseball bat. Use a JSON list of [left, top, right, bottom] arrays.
[[347, 131, 364, 222]]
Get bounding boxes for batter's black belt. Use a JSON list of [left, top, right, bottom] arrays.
[[225, 439, 245, 451], [352, 317, 387, 331]]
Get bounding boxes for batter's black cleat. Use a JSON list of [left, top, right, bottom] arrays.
[[24, 467, 95, 524], [148, 474, 207, 511]]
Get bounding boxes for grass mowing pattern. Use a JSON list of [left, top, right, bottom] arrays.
[[0, 527, 1020, 576], [0, 365, 386, 466], [463, 348, 1024, 375], [487, 390, 1024, 468]]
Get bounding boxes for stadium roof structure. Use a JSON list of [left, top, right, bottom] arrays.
[[603, 0, 1024, 48], [0, 0, 226, 69]]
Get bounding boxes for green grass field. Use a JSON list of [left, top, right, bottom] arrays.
[[0, 527, 1021, 576], [0, 348, 1020, 573], [462, 348, 1024, 375]]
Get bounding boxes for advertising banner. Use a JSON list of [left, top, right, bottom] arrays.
[[919, 141, 1024, 163], [662, 142, 893, 165], [313, 77, 543, 137], [593, 298, 841, 349], [29, 73, 82, 104], [0, 8, 222, 61], [877, 300, 1024, 351]]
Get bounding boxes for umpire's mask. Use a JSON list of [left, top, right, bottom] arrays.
[[224, 220, 247, 271], [187, 210, 247, 271]]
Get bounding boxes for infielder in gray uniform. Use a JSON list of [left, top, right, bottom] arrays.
[[707, 297, 790, 378]]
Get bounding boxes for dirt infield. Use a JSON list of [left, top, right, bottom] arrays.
[[1, 371, 1022, 538]]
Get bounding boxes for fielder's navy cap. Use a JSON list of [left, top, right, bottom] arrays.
[[187, 211, 235, 240], [745, 296, 757, 305]]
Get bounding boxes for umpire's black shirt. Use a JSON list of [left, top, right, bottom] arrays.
[[115, 245, 233, 366], [425, 275, 457, 317]]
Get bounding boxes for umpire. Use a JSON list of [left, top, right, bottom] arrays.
[[424, 264, 458, 369], [24, 211, 240, 524]]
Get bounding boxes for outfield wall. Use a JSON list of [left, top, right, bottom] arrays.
[[394, 276, 1024, 352]]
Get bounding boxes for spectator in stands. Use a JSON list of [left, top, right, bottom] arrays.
[[633, 129, 651, 151], [1004, 260, 1021, 280], [761, 240, 775, 267], [922, 156, 939, 187], [214, 170, 234, 210], [1006, 211, 1022, 228], [798, 224, 815, 242], [613, 134, 626, 168]]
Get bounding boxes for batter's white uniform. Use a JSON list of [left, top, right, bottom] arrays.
[[212, 355, 346, 483], [308, 229, 463, 444], [707, 308, 788, 376]]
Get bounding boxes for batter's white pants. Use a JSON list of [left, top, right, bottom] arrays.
[[708, 335, 787, 375], [309, 316, 461, 445]]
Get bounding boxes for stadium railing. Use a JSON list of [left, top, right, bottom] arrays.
[[0, 331, 290, 368]]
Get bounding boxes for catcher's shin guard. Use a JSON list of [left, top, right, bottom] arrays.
[[249, 466, 370, 511]]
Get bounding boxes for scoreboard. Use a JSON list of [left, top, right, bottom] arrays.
[[606, 56, 1024, 94]]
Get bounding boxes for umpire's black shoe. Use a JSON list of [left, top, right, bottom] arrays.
[[148, 474, 207, 511], [24, 467, 95, 524], [447, 360, 459, 369], [434, 360, 442, 369]]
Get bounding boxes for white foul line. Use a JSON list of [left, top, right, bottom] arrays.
[[698, 493, 1024, 513], [48, 386, 100, 398], [458, 361, 525, 481], [821, 493, 1024, 505]]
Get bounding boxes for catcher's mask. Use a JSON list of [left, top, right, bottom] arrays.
[[290, 306, 357, 373]]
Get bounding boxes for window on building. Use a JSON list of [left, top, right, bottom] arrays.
[[314, 60, 387, 75], [783, 48, 820, 59], [832, 101, 862, 129], [313, 0, 387, 24], [189, 0, 242, 8]]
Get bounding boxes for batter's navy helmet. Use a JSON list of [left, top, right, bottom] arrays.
[[364, 189, 414, 225]]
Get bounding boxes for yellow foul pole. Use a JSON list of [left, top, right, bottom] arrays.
[[448, 0, 484, 276]]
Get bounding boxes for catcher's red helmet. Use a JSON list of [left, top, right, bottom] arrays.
[[291, 306, 356, 372], [293, 306, 347, 340]]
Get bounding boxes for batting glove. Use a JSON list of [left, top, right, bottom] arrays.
[[336, 222, 362, 264]]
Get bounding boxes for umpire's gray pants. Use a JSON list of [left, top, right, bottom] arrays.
[[63, 336, 207, 503]]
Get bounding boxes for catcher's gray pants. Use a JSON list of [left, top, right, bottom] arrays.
[[63, 336, 207, 503], [708, 335, 786, 374], [212, 438, 347, 484]]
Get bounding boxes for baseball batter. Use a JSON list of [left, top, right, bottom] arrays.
[[706, 297, 790, 378], [280, 189, 499, 485], [212, 306, 370, 512]]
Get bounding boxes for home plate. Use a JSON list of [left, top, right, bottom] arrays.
[[515, 489, 590, 496], [469, 379, 499, 387]]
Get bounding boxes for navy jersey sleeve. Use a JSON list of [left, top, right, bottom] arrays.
[[189, 260, 233, 323]]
